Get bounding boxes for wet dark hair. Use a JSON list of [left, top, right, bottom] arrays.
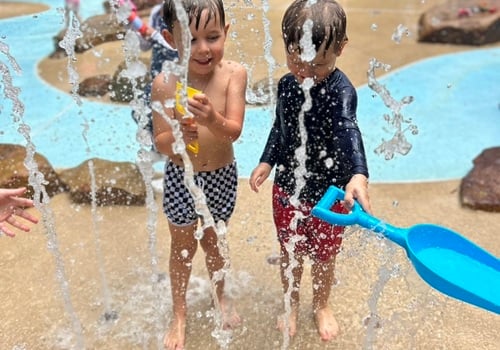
[[282, 0, 347, 56], [162, 0, 226, 32]]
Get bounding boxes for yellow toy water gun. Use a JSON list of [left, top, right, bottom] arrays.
[[175, 81, 201, 154]]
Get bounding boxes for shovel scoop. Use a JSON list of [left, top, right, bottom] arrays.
[[312, 185, 500, 314]]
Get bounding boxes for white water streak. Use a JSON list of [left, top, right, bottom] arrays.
[[1, 39, 86, 349]]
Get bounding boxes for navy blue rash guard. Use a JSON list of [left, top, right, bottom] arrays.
[[259, 69, 369, 203]]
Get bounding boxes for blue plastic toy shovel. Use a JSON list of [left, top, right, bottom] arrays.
[[312, 185, 500, 314]]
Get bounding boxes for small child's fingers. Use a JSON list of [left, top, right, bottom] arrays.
[[193, 94, 208, 105], [253, 180, 262, 192], [7, 215, 30, 232], [16, 198, 35, 208], [180, 117, 195, 126], [249, 175, 262, 192], [356, 197, 370, 213], [248, 179, 258, 192], [0, 223, 16, 237], [17, 209, 39, 224], [343, 192, 354, 211], [351, 191, 372, 214]]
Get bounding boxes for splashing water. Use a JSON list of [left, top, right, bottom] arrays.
[[116, 15, 165, 345], [60, 8, 119, 325], [57, 10, 118, 321], [367, 58, 418, 160], [58, 9, 83, 105], [362, 240, 398, 349], [276, 14, 318, 347], [277, 12, 331, 348], [391, 24, 410, 44], [87, 158, 116, 321], [1, 39, 86, 349], [7, 1, 496, 349], [0, 40, 23, 119], [290, 77, 314, 208], [260, 0, 278, 108], [280, 235, 305, 350], [299, 20, 316, 62]]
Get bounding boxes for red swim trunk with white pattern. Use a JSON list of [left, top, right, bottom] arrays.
[[272, 185, 346, 262]]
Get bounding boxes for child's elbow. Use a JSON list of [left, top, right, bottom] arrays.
[[229, 126, 243, 142]]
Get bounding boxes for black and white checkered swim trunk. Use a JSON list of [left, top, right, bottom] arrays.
[[163, 160, 238, 226]]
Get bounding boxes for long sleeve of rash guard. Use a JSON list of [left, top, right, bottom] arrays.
[[258, 70, 369, 202]]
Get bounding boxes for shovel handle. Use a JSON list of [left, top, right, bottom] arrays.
[[312, 186, 363, 226], [312, 186, 407, 248]]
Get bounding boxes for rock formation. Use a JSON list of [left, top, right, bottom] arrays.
[[0, 144, 147, 206], [0, 144, 67, 198], [58, 158, 147, 206], [418, 0, 500, 45], [78, 74, 113, 97], [460, 147, 500, 212]]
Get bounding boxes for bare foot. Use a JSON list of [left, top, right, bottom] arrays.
[[219, 296, 242, 329], [277, 307, 298, 337], [314, 307, 340, 341], [164, 315, 186, 350]]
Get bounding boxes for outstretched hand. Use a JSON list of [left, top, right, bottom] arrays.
[[0, 187, 39, 237]]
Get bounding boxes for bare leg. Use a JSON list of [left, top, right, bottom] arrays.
[[311, 256, 340, 341], [199, 226, 241, 328], [277, 246, 304, 337], [164, 222, 198, 350]]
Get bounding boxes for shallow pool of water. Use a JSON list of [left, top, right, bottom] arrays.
[[1, 1, 499, 182]]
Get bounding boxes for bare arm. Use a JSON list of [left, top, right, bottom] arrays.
[[151, 72, 178, 159]]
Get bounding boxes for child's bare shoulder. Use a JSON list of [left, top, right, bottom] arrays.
[[220, 59, 247, 77], [152, 71, 176, 95]]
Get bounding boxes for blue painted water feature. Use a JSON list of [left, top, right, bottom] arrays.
[[1, 0, 499, 182]]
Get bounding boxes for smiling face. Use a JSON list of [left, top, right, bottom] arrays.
[[169, 9, 228, 77]]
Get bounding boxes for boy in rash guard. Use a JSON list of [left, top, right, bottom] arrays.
[[249, 0, 372, 342]]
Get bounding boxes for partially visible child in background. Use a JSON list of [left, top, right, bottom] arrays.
[[249, 0, 372, 342], [151, 0, 247, 349], [120, 1, 178, 152], [135, 3, 178, 78], [64, 0, 82, 28], [0, 187, 38, 237]]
